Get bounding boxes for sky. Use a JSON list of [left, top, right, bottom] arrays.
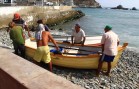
[[96, 0, 139, 8]]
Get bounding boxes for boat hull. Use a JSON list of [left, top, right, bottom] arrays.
[[25, 38, 127, 70]]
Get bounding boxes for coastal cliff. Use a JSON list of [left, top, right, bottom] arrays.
[[48, 0, 101, 8], [73, 0, 101, 7]]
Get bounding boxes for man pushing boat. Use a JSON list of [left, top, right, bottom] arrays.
[[33, 21, 60, 72], [97, 25, 120, 76], [71, 23, 86, 46]]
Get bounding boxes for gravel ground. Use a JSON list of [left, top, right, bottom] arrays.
[[0, 28, 139, 89]]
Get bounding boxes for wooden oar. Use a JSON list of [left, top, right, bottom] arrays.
[[52, 35, 92, 38], [51, 51, 95, 55], [49, 45, 101, 54], [62, 53, 90, 55]]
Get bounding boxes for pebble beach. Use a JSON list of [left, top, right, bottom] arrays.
[[0, 29, 138, 89]]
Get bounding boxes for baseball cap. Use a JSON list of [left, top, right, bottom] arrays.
[[104, 25, 112, 30], [14, 13, 20, 20]]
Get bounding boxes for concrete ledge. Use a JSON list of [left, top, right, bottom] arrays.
[[0, 47, 84, 89]]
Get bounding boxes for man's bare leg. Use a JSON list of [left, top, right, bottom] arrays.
[[105, 62, 111, 76], [96, 61, 103, 77]]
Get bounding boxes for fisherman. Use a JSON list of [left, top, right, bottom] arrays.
[[33, 23, 59, 72], [96, 25, 120, 76], [7, 13, 31, 37], [37, 19, 50, 31], [71, 23, 86, 46], [9, 22, 25, 58]]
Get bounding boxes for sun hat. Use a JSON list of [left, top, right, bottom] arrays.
[[14, 13, 20, 20], [104, 25, 112, 30]]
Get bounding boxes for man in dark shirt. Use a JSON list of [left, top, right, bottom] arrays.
[[7, 13, 31, 37]]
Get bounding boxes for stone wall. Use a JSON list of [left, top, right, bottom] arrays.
[[0, 6, 84, 29], [0, 47, 84, 89]]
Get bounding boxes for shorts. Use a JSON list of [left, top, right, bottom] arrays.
[[74, 41, 82, 44], [33, 46, 51, 63], [101, 54, 115, 62]]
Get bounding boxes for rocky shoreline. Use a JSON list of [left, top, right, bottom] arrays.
[[0, 29, 138, 89]]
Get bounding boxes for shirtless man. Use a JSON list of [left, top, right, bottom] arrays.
[[38, 30, 59, 48], [33, 24, 59, 71]]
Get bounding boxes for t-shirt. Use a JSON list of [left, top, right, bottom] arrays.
[[12, 18, 28, 38], [101, 31, 120, 56], [12, 18, 26, 29], [71, 28, 85, 43], [10, 26, 25, 44]]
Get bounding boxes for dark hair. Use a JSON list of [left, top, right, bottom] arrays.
[[8, 22, 15, 28], [75, 24, 80, 28], [37, 19, 43, 24]]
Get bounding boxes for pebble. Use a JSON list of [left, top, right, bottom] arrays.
[[0, 29, 139, 89]]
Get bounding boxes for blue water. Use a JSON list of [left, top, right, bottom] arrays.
[[54, 8, 139, 49]]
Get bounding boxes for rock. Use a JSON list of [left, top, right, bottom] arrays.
[[84, 84, 90, 89], [111, 5, 129, 10], [131, 7, 137, 10], [73, 0, 101, 8], [0, 28, 139, 89]]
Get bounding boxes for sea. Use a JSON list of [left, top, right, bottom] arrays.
[[54, 8, 139, 50]]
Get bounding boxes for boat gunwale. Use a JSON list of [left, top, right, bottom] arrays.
[[25, 45, 126, 58], [55, 41, 102, 48]]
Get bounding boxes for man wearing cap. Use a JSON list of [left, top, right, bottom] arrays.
[[97, 25, 120, 76], [7, 13, 31, 37], [71, 24, 86, 46]]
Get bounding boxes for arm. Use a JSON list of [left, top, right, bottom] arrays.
[[24, 25, 31, 37], [7, 27, 10, 32], [117, 41, 120, 46], [71, 30, 75, 45], [117, 36, 120, 46], [101, 44, 104, 52], [23, 21, 31, 37], [9, 30, 14, 40], [48, 33, 59, 50], [82, 37, 86, 46], [101, 34, 106, 52], [21, 27, 25, 42], [71, 36, 74, 45], [81, 29, 86, 46]]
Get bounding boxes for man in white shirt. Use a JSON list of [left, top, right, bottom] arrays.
[[71, 24, 86, 46], [97, 25, 120, 76]]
